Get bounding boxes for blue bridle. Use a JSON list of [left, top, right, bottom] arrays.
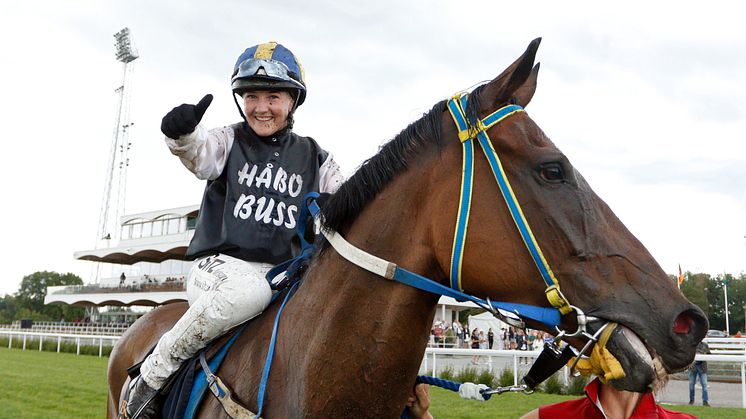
[[446, 92, 572, 316]]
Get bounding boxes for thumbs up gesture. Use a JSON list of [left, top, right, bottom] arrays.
[[160, 94, 213, 139]]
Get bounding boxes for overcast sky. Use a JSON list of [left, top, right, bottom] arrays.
[[1, 1, 744, 296]]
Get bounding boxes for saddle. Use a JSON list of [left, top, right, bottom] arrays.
[[119, 193, 328, 418]]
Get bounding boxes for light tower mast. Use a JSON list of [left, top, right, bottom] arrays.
[[95, 28, 139, 255]]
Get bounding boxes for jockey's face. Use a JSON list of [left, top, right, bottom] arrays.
[[241, 90, 294, 137]]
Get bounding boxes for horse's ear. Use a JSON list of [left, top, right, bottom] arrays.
[[481, 38, 541, 107], [513, 63, 540, 107]]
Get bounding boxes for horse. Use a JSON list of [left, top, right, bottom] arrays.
[[108, 38, 707, 418]]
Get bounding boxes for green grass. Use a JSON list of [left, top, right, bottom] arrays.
[[428, 386, 746, 418], [1, 347, 745, 418], [0, 347, 108, 418]]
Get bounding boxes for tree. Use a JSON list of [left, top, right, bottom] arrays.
[[0, 294, 18, 323], [681, 272, 710, 319], [722, 273, 746, 334], [16, 271, 84, 321]]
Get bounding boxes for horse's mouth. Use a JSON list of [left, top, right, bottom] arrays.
[[598, 324, 668, 392]]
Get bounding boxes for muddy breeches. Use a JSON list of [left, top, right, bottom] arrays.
[[139, 254, 273, 389]]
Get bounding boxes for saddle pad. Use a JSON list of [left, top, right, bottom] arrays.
[[161, 323, 248, 418]]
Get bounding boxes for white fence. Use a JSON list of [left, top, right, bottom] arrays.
[[2, 330, 745, 406], [422, 347, 746, 408], [0, 321, 130, 336], [0, 330, 120, 357], [706, 337, 746, 354]]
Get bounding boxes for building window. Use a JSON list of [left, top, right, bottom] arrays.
[[121, 224, 131, 240], [152, 220, 163, 236], [167, 218, 180, 235], [132, 223, 142, 239], [186, 215, 197, 230], [141, 222, 152, 238]]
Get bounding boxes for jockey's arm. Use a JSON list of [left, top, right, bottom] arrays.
[[165, 124, 233, 180]]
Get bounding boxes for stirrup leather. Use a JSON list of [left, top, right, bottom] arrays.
[[199, 352, 259, 419]]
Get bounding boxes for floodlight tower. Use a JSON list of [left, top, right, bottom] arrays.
[[96, 28, 139, 253]]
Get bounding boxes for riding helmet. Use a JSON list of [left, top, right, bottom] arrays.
[[231, 41, 306, 108]]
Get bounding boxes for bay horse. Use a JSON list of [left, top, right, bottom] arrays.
[[108, 38, 707, 418]]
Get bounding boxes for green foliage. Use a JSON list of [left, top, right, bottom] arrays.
[[0, 294, 18, 323], [455, 366, 479, 384], [680, 271, 746, 334], [498, 367, 515, 387], [458, 308, 483, 324], [567, 375, 589, 395], [0, 271, 86, 322], [438, 365, 455, 381], [541, 372, 564, 394], [476, 369, 496, 386], [680, 272, 710, 317]]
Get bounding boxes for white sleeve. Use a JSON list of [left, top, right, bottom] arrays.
[[164, 125, 235, 180], [319, 153, 345, 193]]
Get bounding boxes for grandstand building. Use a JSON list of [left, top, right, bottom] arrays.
[[44, 205, 197, 310], [45, 203, 474, 325]]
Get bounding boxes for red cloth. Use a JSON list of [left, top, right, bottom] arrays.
[[539, 378, 696, 418]]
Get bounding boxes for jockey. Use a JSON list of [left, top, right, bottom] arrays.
[[123, 41, 344, 417]]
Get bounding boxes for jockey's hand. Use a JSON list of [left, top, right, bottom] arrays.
[[161, 94, 213, 139], [406, 383, 434, 419]]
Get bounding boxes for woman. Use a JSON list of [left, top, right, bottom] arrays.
[[123, 41, 344, 418], [471, 328, 481, 364]]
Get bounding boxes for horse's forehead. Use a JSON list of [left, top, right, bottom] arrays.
[[493, 115, 556, 151]]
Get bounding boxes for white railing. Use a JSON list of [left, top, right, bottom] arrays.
[[705, 337, 746, 354], [3, 330, 745, 406], [0, 330, 120, 357], [421, 347, 746, 408], [0, 322, 130, 336]]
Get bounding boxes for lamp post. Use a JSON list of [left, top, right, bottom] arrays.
[[724, 277, 730, 336]]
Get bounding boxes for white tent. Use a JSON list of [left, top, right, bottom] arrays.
[[467, 311, 507, 341]]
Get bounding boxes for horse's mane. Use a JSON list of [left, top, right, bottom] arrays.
[[320, 100, 448, 232]]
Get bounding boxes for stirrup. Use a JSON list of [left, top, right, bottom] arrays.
[[119, 376, 160, 419]]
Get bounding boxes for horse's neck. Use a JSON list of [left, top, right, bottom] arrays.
[[281, 174, 442, 415]]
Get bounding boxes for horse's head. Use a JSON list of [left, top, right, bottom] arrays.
[[437, 38, 707, 392]]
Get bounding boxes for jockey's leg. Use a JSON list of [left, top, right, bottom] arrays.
[[123, 254, 272, 417]]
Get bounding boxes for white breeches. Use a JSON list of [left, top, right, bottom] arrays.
[[139, 254, 273, 389]]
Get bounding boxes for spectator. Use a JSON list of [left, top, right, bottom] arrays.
[[689, 340, 711, 406], [527, 330, 536, 351], [444, 326, 455, 348], [515, 329, 529, 365], [453, 320, 464, 347], [520, 377, 696, 418], [479, 330, 488, 350], [433, 322, 444, 347], [488, 328, 495, 349], [471, 328, 481, 364]]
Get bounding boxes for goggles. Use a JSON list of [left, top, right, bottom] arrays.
[[232, 58, 304, 89]]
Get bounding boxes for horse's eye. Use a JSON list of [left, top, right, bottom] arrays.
[[539, 163, 565, 183]]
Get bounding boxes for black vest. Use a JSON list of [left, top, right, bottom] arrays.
[[186, 123, 328, 264]]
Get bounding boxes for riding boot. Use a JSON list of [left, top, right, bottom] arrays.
[[122, 376, 160, 419]]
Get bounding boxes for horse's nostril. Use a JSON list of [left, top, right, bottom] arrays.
[[673, 311, 695, 334]]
